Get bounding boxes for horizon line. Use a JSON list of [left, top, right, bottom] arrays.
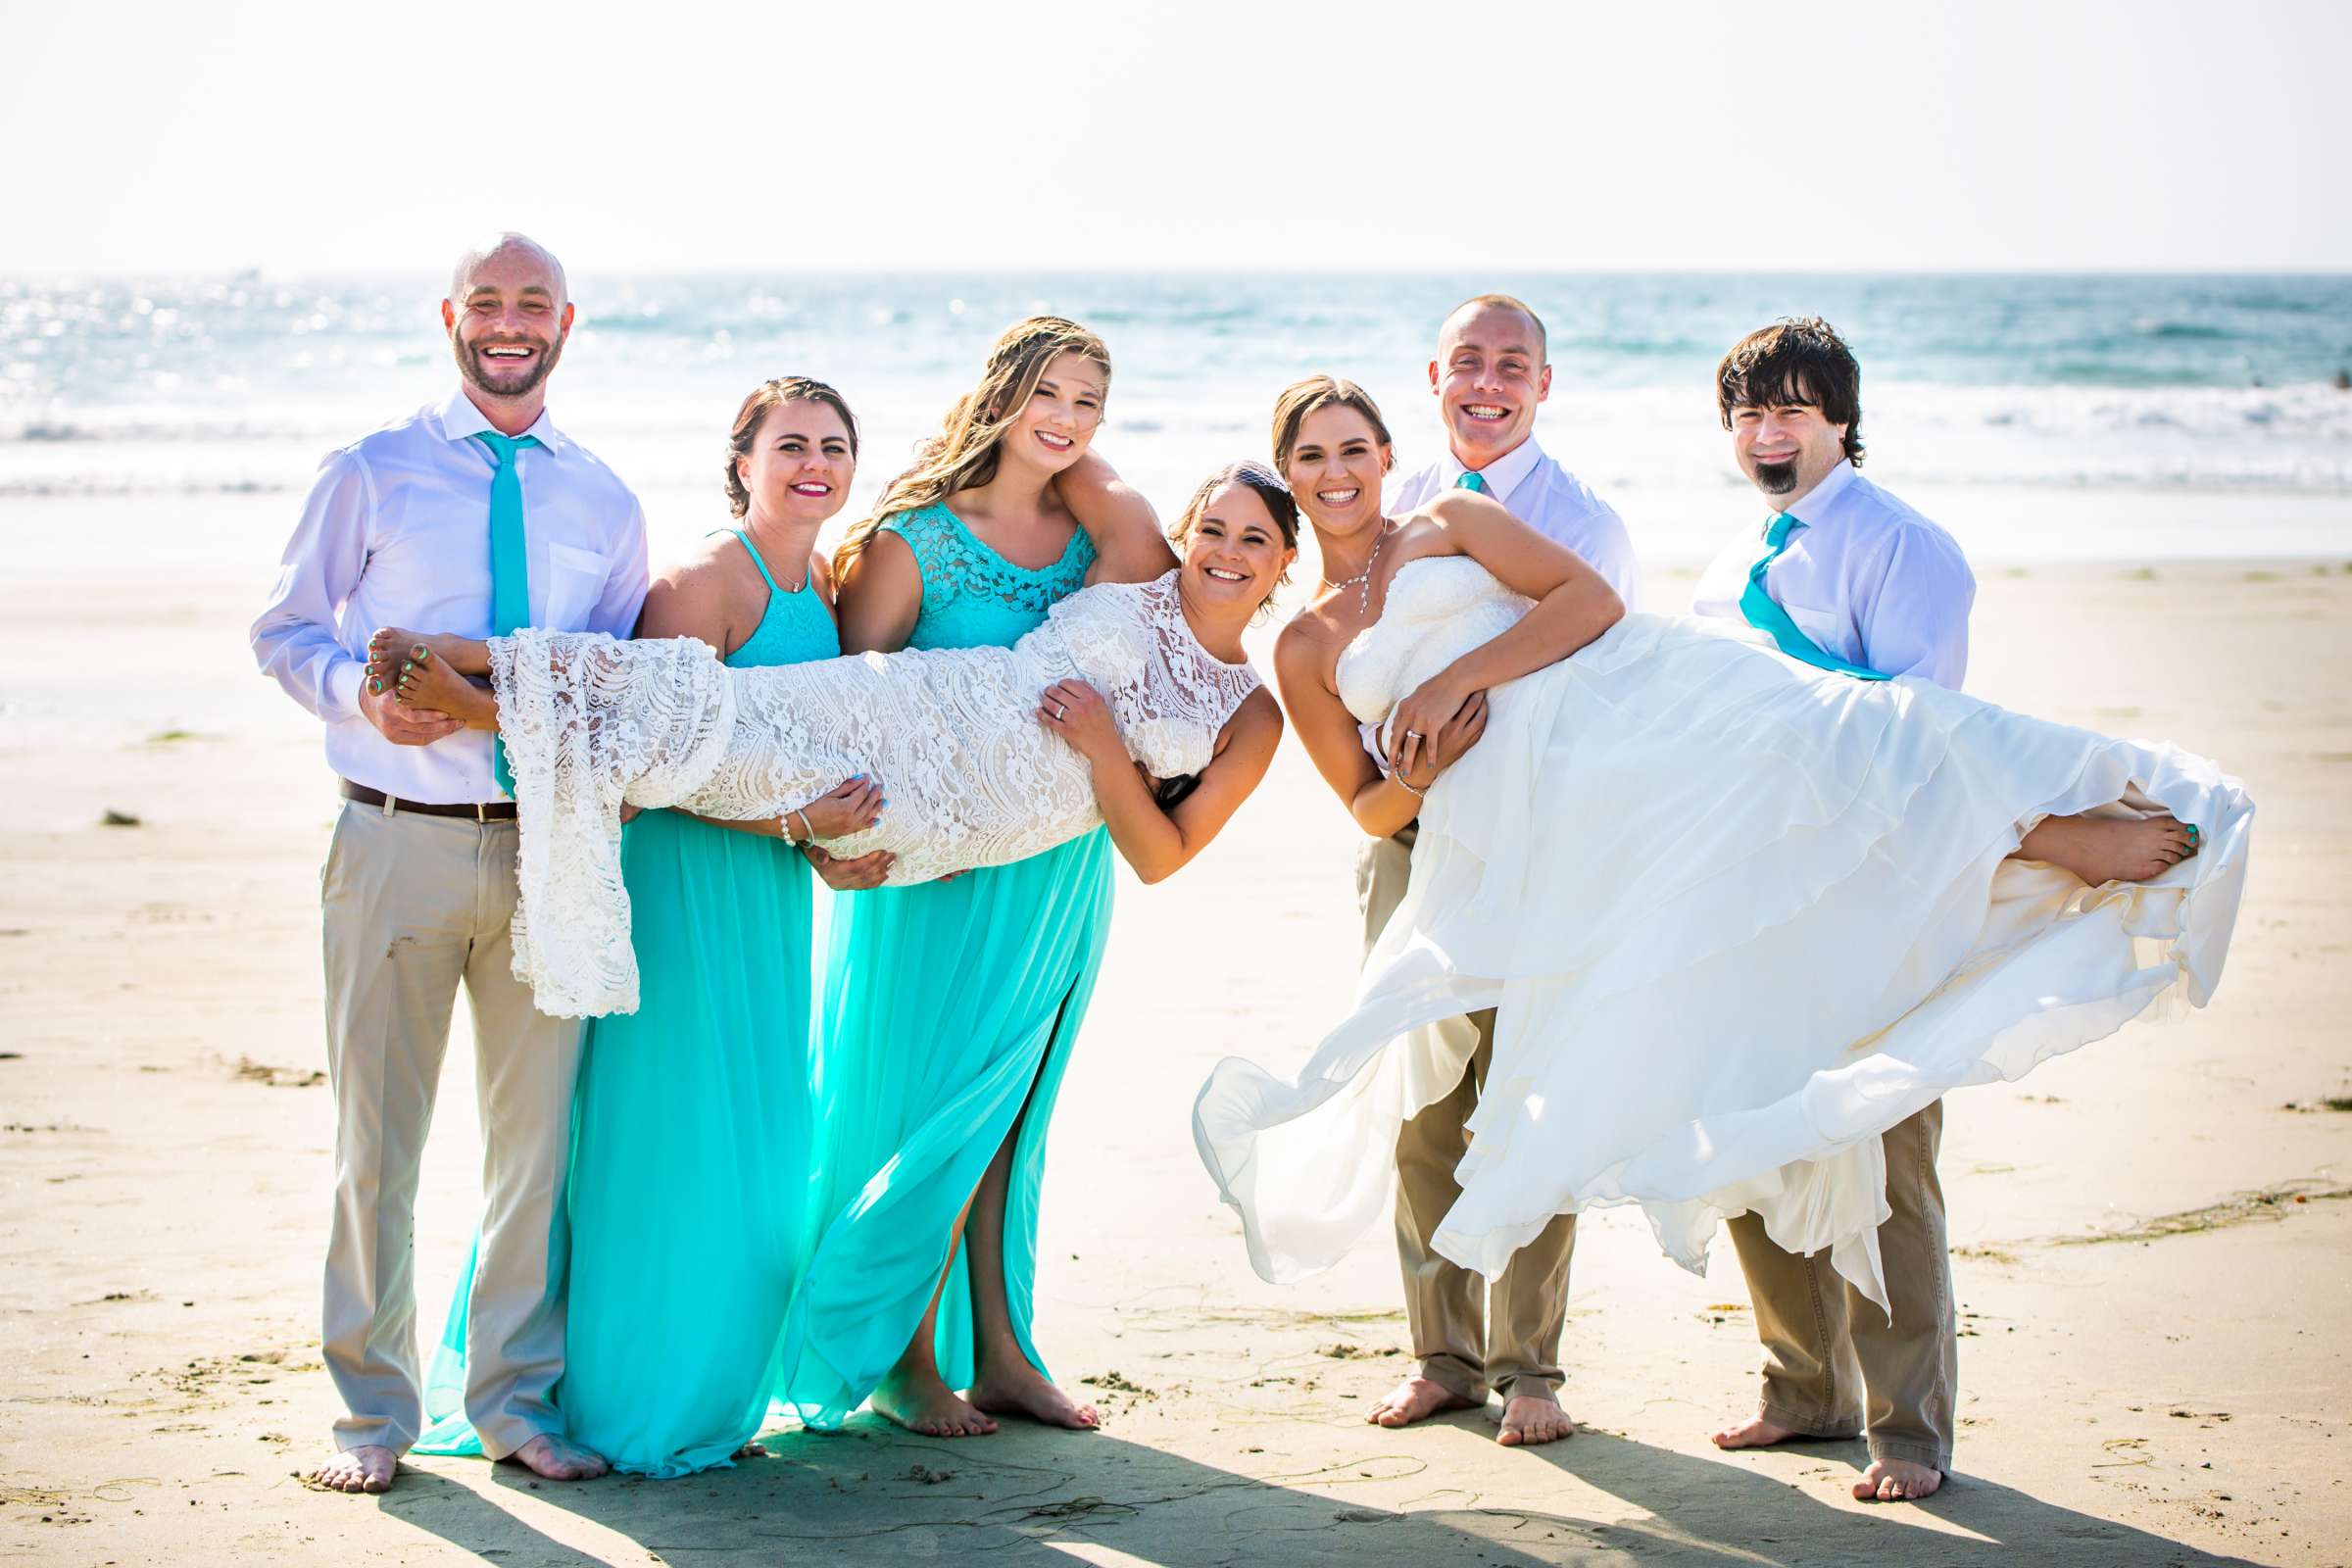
[[6, 264, 2352, 285]]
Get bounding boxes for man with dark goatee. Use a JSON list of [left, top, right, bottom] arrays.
[[1690, 316, 1972, 1502]]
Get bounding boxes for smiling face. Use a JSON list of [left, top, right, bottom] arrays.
[[1179, 478, 1297, 619], [441, 241, 571, 404], [1431, 302, 1550, 470], [739, 398, 857, 526], [1729, 386, 1848, 502], [1002, 350, 1106, 476], [1282, 404, 1391, 540]]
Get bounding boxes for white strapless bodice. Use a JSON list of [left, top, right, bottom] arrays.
[[1335, 556, 1531, 731]]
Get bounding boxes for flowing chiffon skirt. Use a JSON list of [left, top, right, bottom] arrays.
[[413, 807, 821, 1474], [773, 829, 1114, 1426]]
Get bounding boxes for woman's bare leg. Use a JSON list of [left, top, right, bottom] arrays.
[[870, 1191, 999, 1439], [965, 1065, 1100, 1431]]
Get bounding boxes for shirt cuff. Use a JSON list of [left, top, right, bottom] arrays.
[[323, 658, 368, 723]]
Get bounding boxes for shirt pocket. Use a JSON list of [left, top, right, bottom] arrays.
[[542, 542, 611, 629], [1782, 601, 1851, 659]]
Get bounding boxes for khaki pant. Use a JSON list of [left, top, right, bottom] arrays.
[[318, 801, 581, 1458], [1725, 1100, 1957, 1472], [1357, 827, 1577, 1402]]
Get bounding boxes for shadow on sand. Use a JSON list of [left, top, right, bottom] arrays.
[[373, 1409, 2260, 1568]]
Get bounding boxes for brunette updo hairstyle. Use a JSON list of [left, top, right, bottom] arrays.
[[1169, 461, 1299, 611], [725, 376, 860, 518], [1269, 375, 1395, 474]]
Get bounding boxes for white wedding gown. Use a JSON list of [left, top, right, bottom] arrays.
[[1192, 556, 2252, 1309], [488, 571, 1261, 1017]]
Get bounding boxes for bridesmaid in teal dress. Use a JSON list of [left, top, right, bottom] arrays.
[[777, 317, 1178, 1437], [415, 377, 897, 1476]]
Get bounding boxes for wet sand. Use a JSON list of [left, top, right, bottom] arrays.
[[3, 554, 2348, 1566]]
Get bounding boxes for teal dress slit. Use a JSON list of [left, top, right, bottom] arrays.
[[414, 528, 840, 1476], [774, 503, 1112, 1427]]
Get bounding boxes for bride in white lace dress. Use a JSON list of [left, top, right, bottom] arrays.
[[1193, 381, 2251, 1313], [376, 463, 1297, 1017]]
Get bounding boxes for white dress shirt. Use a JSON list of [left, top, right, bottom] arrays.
[[1364, 434, 1642, 771], [1387, 434, 1643, 611], [252, 387, 652, 803], [1690, 460, 1975, 691]]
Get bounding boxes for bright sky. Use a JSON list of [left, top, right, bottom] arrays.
[[5, 0, 2347, 275]]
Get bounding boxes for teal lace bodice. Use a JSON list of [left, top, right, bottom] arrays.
[[882, 503, 1096, 651]]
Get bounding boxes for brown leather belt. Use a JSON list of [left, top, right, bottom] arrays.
[[340, 779, 516, 821]]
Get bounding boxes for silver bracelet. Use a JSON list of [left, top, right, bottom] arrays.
[[1394, 773, 1427, 800]]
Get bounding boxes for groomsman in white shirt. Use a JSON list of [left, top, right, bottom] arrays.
[[252, 234, 648, 1494], [1689, 317, 1972, 1502], [1360, 295, 1641, 1447]]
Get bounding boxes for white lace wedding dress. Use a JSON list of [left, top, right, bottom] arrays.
[[488, 570, 1261, 1017], [1191, 556, 2253, 1309]]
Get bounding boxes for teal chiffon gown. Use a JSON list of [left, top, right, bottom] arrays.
[[774, 502, 1114, 1426], [413, 529, 840, 1476]]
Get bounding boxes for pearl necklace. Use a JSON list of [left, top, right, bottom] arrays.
[[1319, 521, 1392, 615]]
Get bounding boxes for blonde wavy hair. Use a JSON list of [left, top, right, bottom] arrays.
[[833, 315, 1112, 575]]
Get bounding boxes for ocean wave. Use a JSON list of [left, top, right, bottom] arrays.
[[0, 474, 298, 497]]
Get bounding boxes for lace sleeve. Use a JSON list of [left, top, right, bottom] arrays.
[[487, 628, 736, 1017], [884, 508, 963, 618]]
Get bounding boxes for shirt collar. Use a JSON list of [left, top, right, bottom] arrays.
[[1444, 433, 1545, 504], [1780, 458, 1857, 527], [434, 386, 564, 454]]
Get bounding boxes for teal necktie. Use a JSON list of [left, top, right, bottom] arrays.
[[476, 431, 540, 795], [1456, 470, 1488, 494], [1739, 512, 1889, 681]]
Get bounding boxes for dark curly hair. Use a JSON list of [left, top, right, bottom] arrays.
[[725, 376, 860, 517], [1715, 317, 1865, 467]]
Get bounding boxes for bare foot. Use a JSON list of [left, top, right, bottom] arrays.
[[508, 1433, 608, 1481], [1497, 1390, 1574, 1446], [1711, 1413, 1807, 1450], [1366, 1376, 1480, 1430], [302, 1444, 396, 1494], [969, 1360, 1100, 1431], [873, 1367, 998, 1438], [368, 631, 499, 729], [2019, 812, 2198, 885], [369, 626, 491, 677], [1854, 1456, 1944, 1501], [732, 1441, 768, 1460]]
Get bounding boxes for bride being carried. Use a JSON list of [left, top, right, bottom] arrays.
[[1193, 376, 2251, 1315], [373, 460, 1298, 1017]]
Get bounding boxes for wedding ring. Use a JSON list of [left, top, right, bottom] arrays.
[[1403, 729, 1424, 740], [1054, 702, 1067, 720]]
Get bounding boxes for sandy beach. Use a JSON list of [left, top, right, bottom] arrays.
[[4, 548, 2349, 1567]]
